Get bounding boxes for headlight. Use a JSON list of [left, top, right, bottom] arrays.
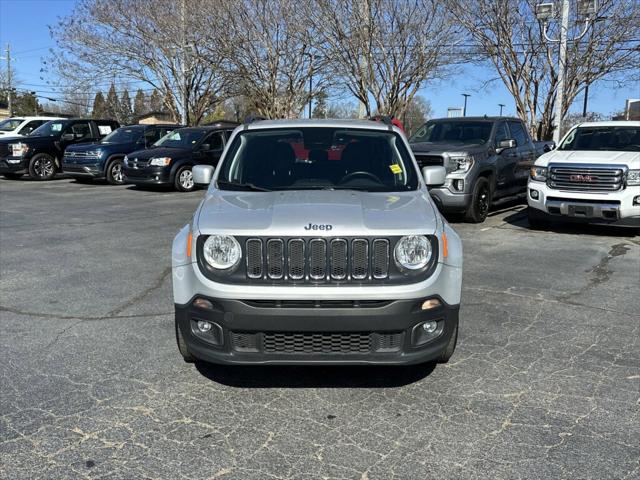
[[203, 235, 241, 270], [10, 143, 29, 156], [87, 149, 102, 157], [530, 166, 548, 181], [123, 155, 129, 165], [448, 155, 474, 173], [394, 235, 432, 271], [627, 170, 640, 186], [149, 156, 172, 166]]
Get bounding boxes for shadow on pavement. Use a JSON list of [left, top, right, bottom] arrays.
[[195, 362, 437, 388]]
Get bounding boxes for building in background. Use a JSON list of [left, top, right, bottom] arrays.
[[447, 107, 463, 118], [613, 99, 640, 121], [135, 111, 175, 125]]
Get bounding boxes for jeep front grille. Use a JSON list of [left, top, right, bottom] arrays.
[[245, 237, 390, 283], [547, 164, 625, 192]]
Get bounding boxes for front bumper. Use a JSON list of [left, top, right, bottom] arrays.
[[122, 166, 171, 185], [62, 160, 104, 178], [527, 180, 640, 227], [428, 178, 471, 212], [0, 157, 28, 174], [176, 296, 459, 365]]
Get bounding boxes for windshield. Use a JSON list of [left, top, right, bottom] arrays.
[[30, 121, 68, 137], [100, 127, 143, 144], [559, 126, 640, 152], [410, 121, 493, 145], [154, 128, 206, 149], [218, 127, 419, 192], [0, 119, 24, 131]]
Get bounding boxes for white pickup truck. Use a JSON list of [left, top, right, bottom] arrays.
[[527, 121, 640, 228]]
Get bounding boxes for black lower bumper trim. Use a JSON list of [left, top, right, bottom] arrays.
[[175, 296, 459, 365]]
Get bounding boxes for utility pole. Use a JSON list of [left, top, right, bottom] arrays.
[[462, 93, 470, 117], [180, 0, 188, 125], [582, 83, 589, 118], [5, 44, 12, 116], [498, 104, 505, 116], [537, 0, 595, 143]]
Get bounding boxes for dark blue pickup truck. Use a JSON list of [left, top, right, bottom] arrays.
[[62, 124, 181, 184]]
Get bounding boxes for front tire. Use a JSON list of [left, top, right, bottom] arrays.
[[464, 177, 492, 223], [176, 322, 195, 363], [437, 323, 458, 363], [174, 166, 195, 192], [2, 173, 23, 180], [28, 154, 57, 181], [106, 158, 125, 185]]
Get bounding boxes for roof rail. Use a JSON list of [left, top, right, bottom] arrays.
[[243, 115, 268, 125]]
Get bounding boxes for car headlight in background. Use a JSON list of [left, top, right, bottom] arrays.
[[394, 235, 432, 271], [203, 235, 241, 270], [448, 155, 474, 173], [123, 155, 129, 166], [627, 170, 640, 186], [10, 143, 29, 157], [530, 166, 548, 181], [149, 156, 172, 166]]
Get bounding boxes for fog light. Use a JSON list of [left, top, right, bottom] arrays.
[[421, 298, 441, 310], [422, 321, 438, 333], [197, 320, 212, 333], [634, 195, 640, 206], [454, 179, 464, 191], [193, 297, 213, 310], [530, 189, 539, 200]]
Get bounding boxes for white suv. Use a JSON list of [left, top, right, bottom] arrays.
[[0, 116, 65, 138], [528, 121, 640, 228], [171, 119, 463, 365]]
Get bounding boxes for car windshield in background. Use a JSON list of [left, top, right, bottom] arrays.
[[30, 121, 68, 137], [154, 129, 206, 149], [559, 126, 640, 152], [100, 127, 143, 144], [0, 118, 24, 131], [218, 127, 418, 192], [410, 121, 493, 145]]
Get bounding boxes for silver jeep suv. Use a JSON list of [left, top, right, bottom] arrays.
[[172, 119, 463, 365]]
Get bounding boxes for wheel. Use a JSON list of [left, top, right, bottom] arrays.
[[527, 207, 549, 230], [106, 158, 125, 185], [437, 322, 458, 364], [175, 322, 195, 363], [174, 166, 195, 192], [2, 173, 23, 180], [28, 154, 57, 181], [464, 177, 492, 223]]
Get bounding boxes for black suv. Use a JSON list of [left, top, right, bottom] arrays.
[[0, 118, 120, 180], [122, 122, 238, 191], [62, 124, 181, 185]]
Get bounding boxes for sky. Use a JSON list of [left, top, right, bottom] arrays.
[[1, 0, 638, 118]]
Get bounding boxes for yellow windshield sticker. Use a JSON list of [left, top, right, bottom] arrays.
[[390, 164, 402, 174]]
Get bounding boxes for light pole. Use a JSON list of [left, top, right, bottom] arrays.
[[462, 93, 470, 117], [536, 0, 597, 143], [498, 104, 505, 116]]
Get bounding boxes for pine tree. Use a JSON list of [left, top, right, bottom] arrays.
[[105, 84, 119, 120], [133, 89, 147, 117], [148, 89, 163, 112], [119, 89, 133, 124], [91, 91, 106, 118]]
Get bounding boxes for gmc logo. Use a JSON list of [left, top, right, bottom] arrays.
[[569, 174, 595, 182]]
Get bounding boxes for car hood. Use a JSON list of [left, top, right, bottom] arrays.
[[536, 149, 640, 169], [0, 135, 58, 147], [127, 146, 190, 159], [410, 141, 486, 155], [196, 189, 438, 237]]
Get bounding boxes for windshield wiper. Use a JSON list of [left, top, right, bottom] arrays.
[[216, 180, 272, 192]]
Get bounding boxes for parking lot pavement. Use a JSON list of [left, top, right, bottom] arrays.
[[1, 177, 638, 480]]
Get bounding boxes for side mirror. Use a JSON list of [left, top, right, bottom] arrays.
[[193, 165, 214, 186], [422, 166, 446, 187], [61, 133, 75, 141], [496, 139, 516, 153]]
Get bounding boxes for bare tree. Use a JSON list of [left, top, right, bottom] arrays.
[[452, 0, 640, 140], [313, 0, 459, 118], [199, 0, 319, 118], [49, 0, 229, 125]]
